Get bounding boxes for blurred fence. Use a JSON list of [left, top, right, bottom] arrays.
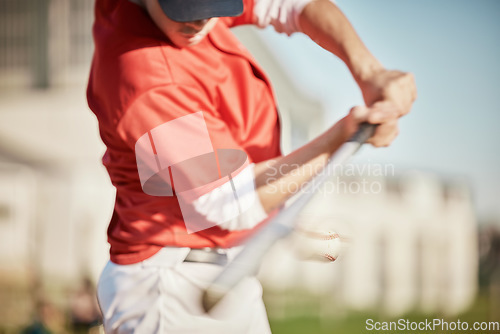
[[0, 0, 94, 88]]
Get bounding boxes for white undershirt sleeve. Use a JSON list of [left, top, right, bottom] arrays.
[[253, 0, 313, 35], [192, 164, 268, 231]]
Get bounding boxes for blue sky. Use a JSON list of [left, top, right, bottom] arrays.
[[254, 0, 500, 221]]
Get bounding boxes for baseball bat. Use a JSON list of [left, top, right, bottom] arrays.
[[202, 123, 376, 312]]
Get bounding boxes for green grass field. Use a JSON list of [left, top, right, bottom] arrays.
[[268, 291, 499, 334]]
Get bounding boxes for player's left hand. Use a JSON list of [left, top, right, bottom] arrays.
[[357, 69, 417, 147]]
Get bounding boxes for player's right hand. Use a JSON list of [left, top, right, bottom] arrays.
[[342, 102, 401, 147], [356, 69, 417, 147]]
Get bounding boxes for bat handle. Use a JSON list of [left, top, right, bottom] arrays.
[[348, 122, 377, 144]]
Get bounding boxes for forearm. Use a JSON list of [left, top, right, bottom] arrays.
[[248, 1, 416, 214], [298, 0, 383, 83], [254, 117, 355, 213]]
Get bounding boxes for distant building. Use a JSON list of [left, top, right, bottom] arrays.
[[257, 172, 478, 317]]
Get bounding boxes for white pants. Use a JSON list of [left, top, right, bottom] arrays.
[[97, 247, 271, 334]]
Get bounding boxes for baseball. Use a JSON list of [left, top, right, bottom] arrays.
[[290, 228, 345, 263]]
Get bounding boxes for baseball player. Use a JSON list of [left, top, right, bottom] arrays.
[[87, 0, 416, 332]]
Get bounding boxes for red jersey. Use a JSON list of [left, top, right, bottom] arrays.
[[87, 0, 281, 264]]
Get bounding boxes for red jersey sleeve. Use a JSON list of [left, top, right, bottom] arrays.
[[224, 0, 256, 27], [117, 84, 252, 199], [117, 84, 249, 155]]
